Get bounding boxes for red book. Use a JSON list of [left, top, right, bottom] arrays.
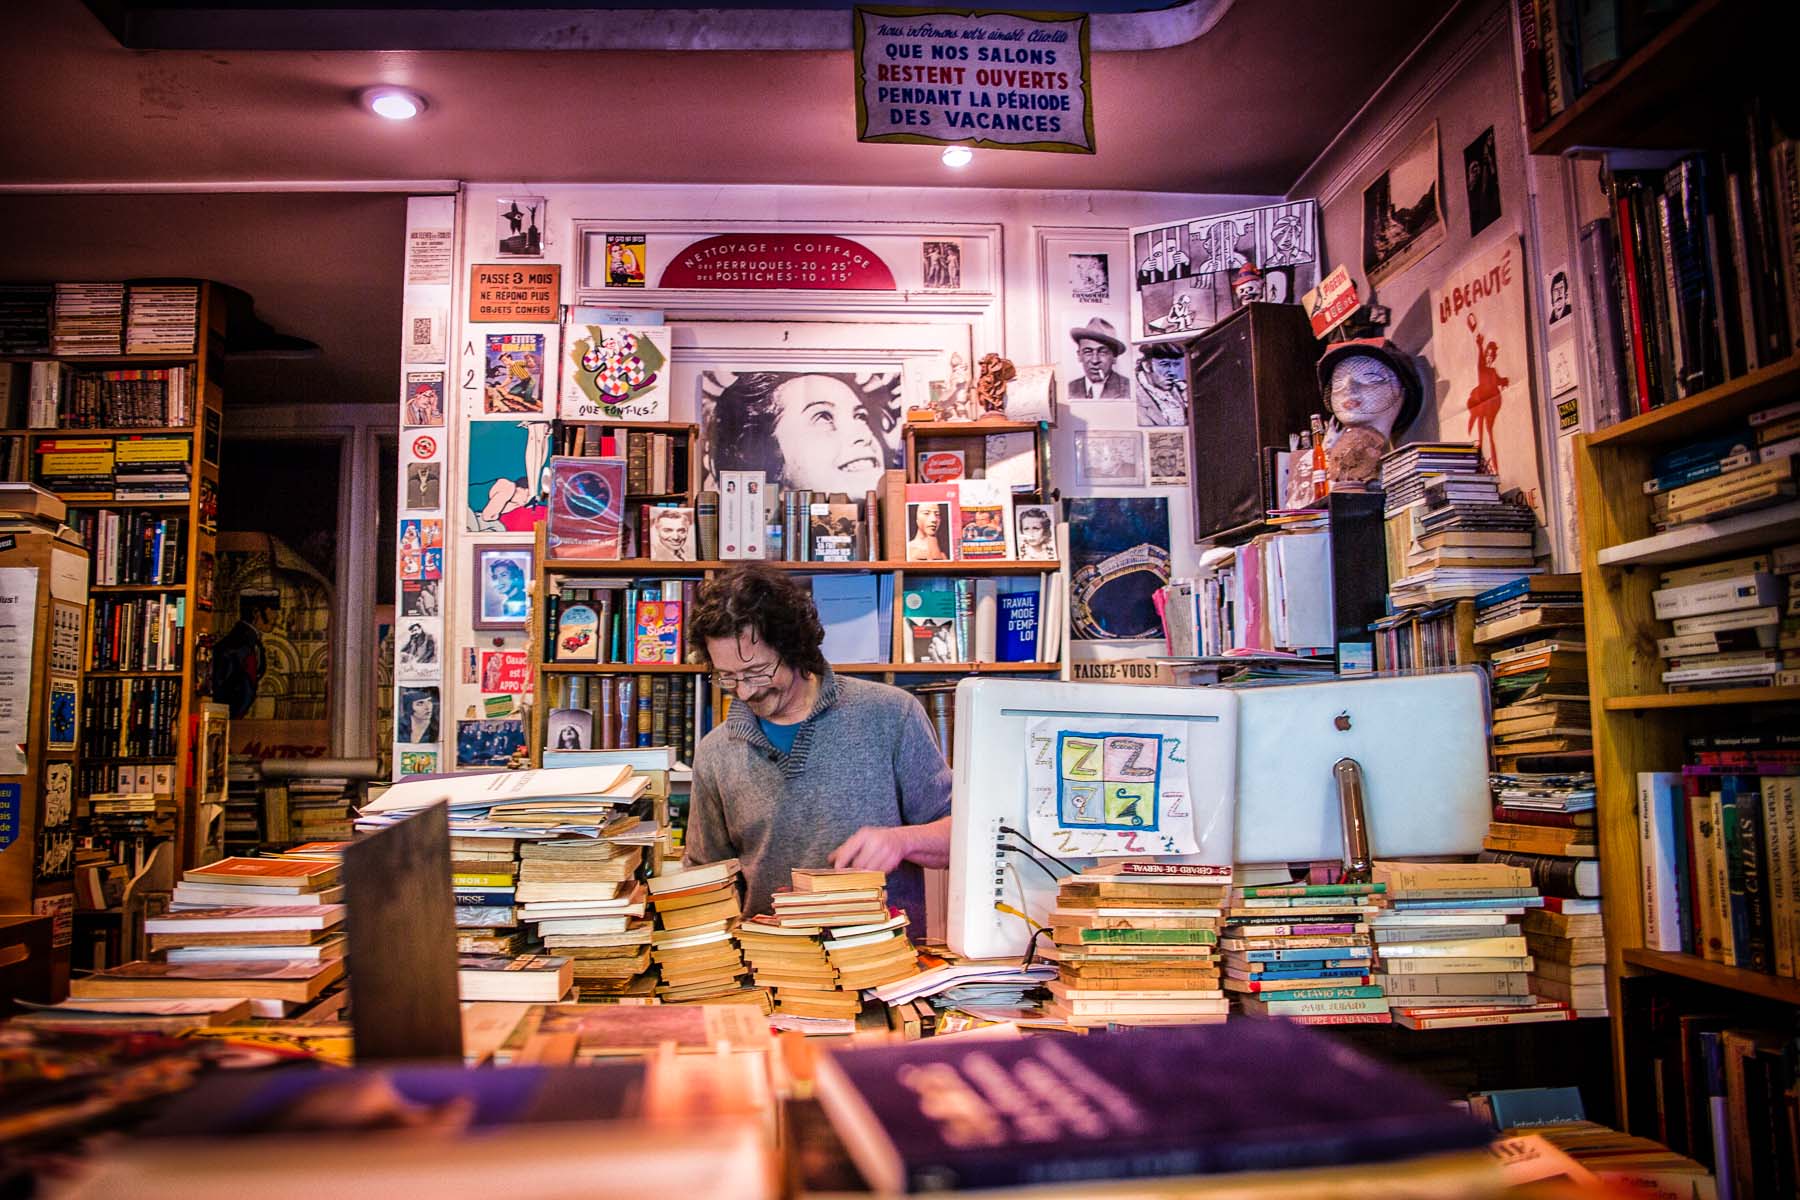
[[1489, 806, 1594, 829], [183, 856, 339, 889], [1615, 194, 1654, 414]]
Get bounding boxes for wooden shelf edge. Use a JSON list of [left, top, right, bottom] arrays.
[[540, 663, 707, 674], [1582, 354, 1800, 448], [1604, 685, 1800, 711], [21, 425, 198, 437], [905, 419, 1043, 435], [1594, 500, 1800, 568], [1622, 947, 1800, 1004]]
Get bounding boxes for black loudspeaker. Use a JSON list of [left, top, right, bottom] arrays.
[[1184, 303, 1323, 542]]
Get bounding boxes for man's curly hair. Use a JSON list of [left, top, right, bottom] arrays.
[[689, 563, 829, 677]]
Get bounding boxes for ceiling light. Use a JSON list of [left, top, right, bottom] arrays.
[[941, 146, 973, 168], [361, 87, 426, 120]]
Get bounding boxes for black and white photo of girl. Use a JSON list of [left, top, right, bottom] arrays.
[[700, 370, 903, 494]]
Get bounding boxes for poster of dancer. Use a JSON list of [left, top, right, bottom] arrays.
[[1429, 233, 1544, 522]]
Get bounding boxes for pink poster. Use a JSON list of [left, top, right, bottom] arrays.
[[1429, 233, 1545, 521]]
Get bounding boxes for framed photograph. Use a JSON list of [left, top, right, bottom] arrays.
[[1015, 504, 1057, 561], [470, 542, 534, 631], [547, 707, 595, 751], [1072, 430, 1145, 488], [922, 240, 962, 290], [1146, 430, 1191, 486], [1362, 122, 1444, 287], [1464, 126, 1501, 237], [497, 196, 546, 257]]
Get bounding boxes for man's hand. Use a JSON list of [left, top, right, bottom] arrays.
[[829, 825, 909, 874]]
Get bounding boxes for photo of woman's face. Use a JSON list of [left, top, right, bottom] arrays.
[[770, 375, 885, 495], [917, 504, 940, 535]]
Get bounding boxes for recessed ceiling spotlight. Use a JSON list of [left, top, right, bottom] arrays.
[[941, 146, 973, 168], [360, 86, 427, 120]]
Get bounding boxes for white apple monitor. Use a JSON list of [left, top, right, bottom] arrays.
[[944, 669, 1491, 959]]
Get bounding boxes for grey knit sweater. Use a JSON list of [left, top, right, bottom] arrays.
[[685, 669, 952, 927]]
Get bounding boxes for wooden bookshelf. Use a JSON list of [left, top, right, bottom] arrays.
[[545, 557, 1061, 576], [1527, 0, 1747, 156], [902, 419, 1052, 496], [1574, 363, 1800, 1129], [3, 281, 228, 870]]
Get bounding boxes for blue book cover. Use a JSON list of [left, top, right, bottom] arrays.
[[1240, 946, 1371, 963], [1473, 1086, 1586, 1131], [996, 588, 1038, 662], [1392, 896, 1545, 910], [1243, 965, 1370, 981], [452, 888, 517, 907], [811, 1020, 1490, 1194], [1674, 779, 1695, 956]]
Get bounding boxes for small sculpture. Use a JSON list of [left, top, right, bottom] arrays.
[[1232, 262, 1265, 305], [974, 352, 1016, 416], [1314, 338, 1422, 484]]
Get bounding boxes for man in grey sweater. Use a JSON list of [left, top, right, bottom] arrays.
[[685, 564, 952, 927]]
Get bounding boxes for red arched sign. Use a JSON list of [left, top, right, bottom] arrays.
[[657, 234, 897, 290]]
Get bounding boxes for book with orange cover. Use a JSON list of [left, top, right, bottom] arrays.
[[792, 868, 886, 893], [182, 856, 340, 889]]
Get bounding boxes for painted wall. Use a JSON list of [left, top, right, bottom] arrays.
[[407, 182, 1278, 772]]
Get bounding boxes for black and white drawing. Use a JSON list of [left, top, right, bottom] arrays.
[[1546, 265, 1573, 328], [1130, 200, 1318, 344], [1362, 123, 1444, 286], [1069, 253, 1110, 303], [922, 240, 961, 290], [1015, 504, 1057, 560], [1147, 430, 1190, 486], [44, 762, 72, 825], [405, 462, 441, 512], [498, 196, 546, 257], [700, 369, 904, 495], [1073, 430, 1146, 488], [397, 685, 441, 745], [397, 618, 441, 680], [1134, 341, 1187, 427], [1464, 126, 1502, 237]]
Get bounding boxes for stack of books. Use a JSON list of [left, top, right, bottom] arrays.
[[124, 283, 200, 355], [1644, 411, 1796, 533], [51, 282, 125, 355], [738, 867, 919, 1018], [769, 867, 890, 928], [222, 756, 263, 852], [0, 283, 52, 354], [647, 859, 757, 1005], [1650, 550, 1797, 692], [1370, 860, 1571, 1029], [516, 840, 653, 1001], [738, 915, 857, 1019], [1379, 442, 1487, 515], [1042, 862, 1230, 1027], [74, 857, 349, 1017], [1222, 881, 1386, 1024], [283, 777, 358, 844], [456, 953, 575, 1002], [450, 833, 524, 950], [1476, 575, 1591, 772], [1484, 771, 1605, 1015]]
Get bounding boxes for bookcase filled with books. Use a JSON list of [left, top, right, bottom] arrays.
[[1574, 366, 1799, 1165], [0, 279, 227, 873]]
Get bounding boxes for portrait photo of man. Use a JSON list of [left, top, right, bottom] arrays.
[[648, 506, 696, 561], [1066, 318, 1130, 400]]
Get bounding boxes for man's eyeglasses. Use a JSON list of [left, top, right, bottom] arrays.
[[714, 661, 780, 690]]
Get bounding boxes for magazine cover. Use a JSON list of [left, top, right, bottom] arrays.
[[553, 603, 601, 663], [632, 599, 682, 665], [955, 479, 1013, 560], [547, 458, 627, 559], [484, 333, 547, 415]]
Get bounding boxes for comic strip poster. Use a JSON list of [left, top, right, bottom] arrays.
[[1128, 200, 1318, 345], [485, 333, 547, 415], [467, 419, 552, 532], [1429, 234, 1544, 522], [560, 323, 672, 422]]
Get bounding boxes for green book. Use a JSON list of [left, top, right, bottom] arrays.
[[1060, 928, 1220, 945], [1237, 883, 1387, 898]]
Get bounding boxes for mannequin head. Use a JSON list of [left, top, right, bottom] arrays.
[[1314, 338, 1423, 485], [1326, 352, 1407, 439]]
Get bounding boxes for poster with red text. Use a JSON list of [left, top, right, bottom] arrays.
[[1429, 233, 1544, 523]]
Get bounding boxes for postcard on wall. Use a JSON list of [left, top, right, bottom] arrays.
[[1072, 430, 1145, 488], [396, 685, 441, 745], [922, 240, 961, 290], [1128, 200, 1318, 344], [560, 322, 671, 422], [457, 719, 526, 770], [1429, 233, 1544, 522], [47, 677, 77, 750], [603, 234, 647, 288], [1464, 126, 1501, 238], [699, 368, 903, 493], [404, 461, 442, 513], [402, 307, 447, 364], [480, 650, 533, 695], [1362, 122, 1444, 287], [397, 748, 439, 779], [1069, 252, 1110, 304], [485, 333, 548, 415], [396, 617, 442, 682], [1146, 430, 1190, 486], [497, 196, 546, 257], [404, 371, 446, 428]]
